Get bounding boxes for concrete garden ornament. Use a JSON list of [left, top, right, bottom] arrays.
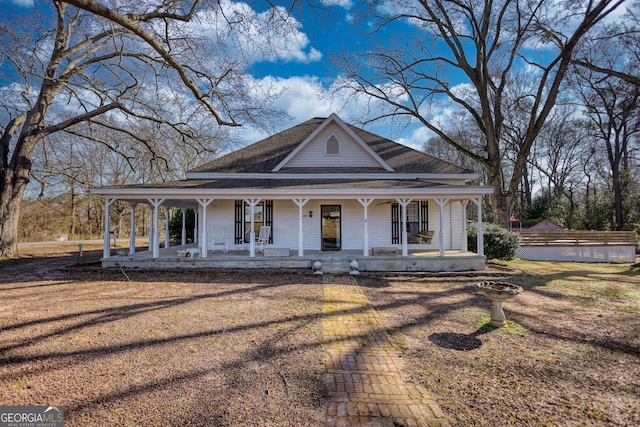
[[474, 281, 523, 327]]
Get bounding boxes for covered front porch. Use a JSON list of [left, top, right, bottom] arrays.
[[97, 195, 489, 273], [101, 243, 485, 273]]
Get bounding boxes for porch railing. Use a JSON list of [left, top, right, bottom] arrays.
[[519, 230, 637, 246]]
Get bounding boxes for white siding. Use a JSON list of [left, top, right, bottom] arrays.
[[450, 201, 464, 250], [204, 200, 235, 248], [428, 200, 456, 249], [284, 123, 381, 168], [367, 203, 394, 248], [273, 200, 320, 250]]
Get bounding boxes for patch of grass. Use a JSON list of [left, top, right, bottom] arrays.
[[614, 305, 640, 315], [470, 362, 489, 372], [477, 317, 527, 335], [599, 285, 638, 301], [388, 329, 407, 350], [505, 260, 640, 314], [7, 379, 26, 389]]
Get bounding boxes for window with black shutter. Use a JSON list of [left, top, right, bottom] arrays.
[[391, 200, 429, 244], [391, 202, 400, 244], [235, 200, 274, 244]]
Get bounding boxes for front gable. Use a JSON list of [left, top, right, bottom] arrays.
[[272, 114, 394, 172]]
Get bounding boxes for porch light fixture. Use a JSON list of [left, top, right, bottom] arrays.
[[309, 210, 313, 217]]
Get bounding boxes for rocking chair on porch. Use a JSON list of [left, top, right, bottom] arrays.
[[418, 230, 434, 244], [256, 225, 271, 252]]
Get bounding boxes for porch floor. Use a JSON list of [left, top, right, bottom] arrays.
[[103, 243, 486, 273]]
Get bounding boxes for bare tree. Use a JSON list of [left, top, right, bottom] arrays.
[[573, 1, 640, 86], [528, 109, 596, 228], [571, 65, 640, 230], [0, 0, 294, 257], [334, 0, 627, 227]]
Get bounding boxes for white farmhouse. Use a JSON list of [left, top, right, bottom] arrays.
[[92, 114, 493, 272]]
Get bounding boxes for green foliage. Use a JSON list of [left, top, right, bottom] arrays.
[[168, 209, 195, 244], [524, 193, 567, 228], [468, 222, 520, 260]]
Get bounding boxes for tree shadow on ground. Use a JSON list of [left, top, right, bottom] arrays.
[[2, 254, 639, 425], [428, 324, 496, 351]]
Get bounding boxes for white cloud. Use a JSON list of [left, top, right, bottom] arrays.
[[231, 74, 440, 151], [4, 0, 34, 7], [193, 1, 322, 64], [321, 0, 353, 9], [397, 126, 436, 151]]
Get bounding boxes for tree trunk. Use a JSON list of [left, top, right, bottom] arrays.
[[70, 180, 77, 236], [0, 170, 28, 258], [522, 167, 532, 206], [490, 189, 513, 229], [612, 167, 624, 230], [566, 189, 575, 230]]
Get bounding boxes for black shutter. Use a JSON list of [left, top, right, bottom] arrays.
[[391, 202, 400, 244], [265, 200, 273, 244], [234, 200, 243, 244], [421, 200, 429, 231]]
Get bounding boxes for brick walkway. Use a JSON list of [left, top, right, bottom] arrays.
[[322, 275, 451, 427]]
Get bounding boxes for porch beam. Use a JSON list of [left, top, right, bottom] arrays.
[[147, 198, 165, 258], [396, 198, 413, 257], [293, 198, 309, 257], [244, 198, 262, 257], [435, 198, 450, 257], [472, 197, 484, 256], [103, 198, 116, 259], [196, 198, 214, 257], [129, 202, 136, 255], [358, 198, 374, 256]]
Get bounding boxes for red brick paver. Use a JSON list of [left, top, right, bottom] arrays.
[[322, 276, 450, 427]]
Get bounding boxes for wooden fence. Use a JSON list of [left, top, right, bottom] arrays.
[[519, 230, 637, 246]]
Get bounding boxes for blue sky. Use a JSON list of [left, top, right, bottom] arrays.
[[1, 0, 632, 154], [1, 0, 442, 150]]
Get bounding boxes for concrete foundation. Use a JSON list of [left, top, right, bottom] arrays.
[[102, 248, 485, 273]]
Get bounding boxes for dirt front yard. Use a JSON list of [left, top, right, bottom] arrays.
[[358, 260, 640, 426], [1, 245, 639, 426], [0, 246, 326, 426]]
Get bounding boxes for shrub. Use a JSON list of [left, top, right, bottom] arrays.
[[468, 222, 520, 260], [168, 209, 196, 244]]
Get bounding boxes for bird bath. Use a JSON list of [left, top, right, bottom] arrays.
[[474, 281, 523, 327]]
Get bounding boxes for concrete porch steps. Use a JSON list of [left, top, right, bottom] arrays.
[[314, 256, 357, 274]]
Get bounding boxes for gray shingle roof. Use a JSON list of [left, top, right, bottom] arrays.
[[187, 117, 475, 175], [104, 178, 444, 190]]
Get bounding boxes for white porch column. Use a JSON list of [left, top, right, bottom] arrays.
[[473, 197, 484, 256], [129, 202, 137, 255], [435, 198, 450, 257], [244, 198, 261, 257], [196, 198, 213, 257], [164, 206, 170, 249], [461, 200, 469, 252], [103, 198, 116, 259], [148, 199, 165, 258], [396, 198, 413, 257], [194, 210, 199, 244], [181, 208, 187, 245], [148, 204, 153, 251], [293, 198, 309, 257], [358, 198, 373, 256]]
